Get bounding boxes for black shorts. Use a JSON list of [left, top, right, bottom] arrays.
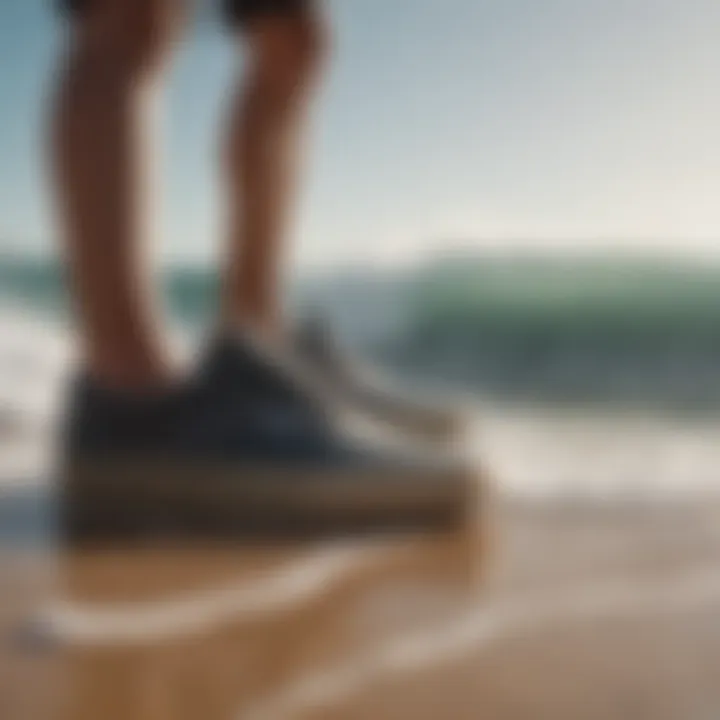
[[60, 0, 311, 27]]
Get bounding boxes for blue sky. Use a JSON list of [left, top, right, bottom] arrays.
[[2, 0, 720, 268]]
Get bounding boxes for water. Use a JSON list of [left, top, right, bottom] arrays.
[[5, 252, 720, 409]]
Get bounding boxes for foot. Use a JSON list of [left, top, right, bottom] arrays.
[[61, 334, 477, 545], [292, 317, 467, 444]]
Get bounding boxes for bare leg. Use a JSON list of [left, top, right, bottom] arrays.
[[50, 0, 182, 391], [221, 8, 327, 341]]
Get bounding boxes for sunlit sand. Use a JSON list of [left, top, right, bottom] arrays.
[[2, 478, 720, 720]]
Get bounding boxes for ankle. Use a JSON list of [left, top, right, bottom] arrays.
[[86, 353, 177, 395], [218, 313, 286, 349]]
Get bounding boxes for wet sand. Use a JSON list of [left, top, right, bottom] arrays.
[[2, 486, 719, 720]]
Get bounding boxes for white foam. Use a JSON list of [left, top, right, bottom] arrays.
[[36, 545, 389, 647], [474, 406, 720, 501], [0, 310, 71, 482]]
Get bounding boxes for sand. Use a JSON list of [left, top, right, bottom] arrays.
[[2, 491, 719, 720]]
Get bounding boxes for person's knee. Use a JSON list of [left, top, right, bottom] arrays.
[[70, 0, 183, 78], [246, 13, 329, 93]]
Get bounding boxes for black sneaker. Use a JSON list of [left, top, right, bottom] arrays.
[[60, 334, 477, 545], [293, 317, 467, 444]]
